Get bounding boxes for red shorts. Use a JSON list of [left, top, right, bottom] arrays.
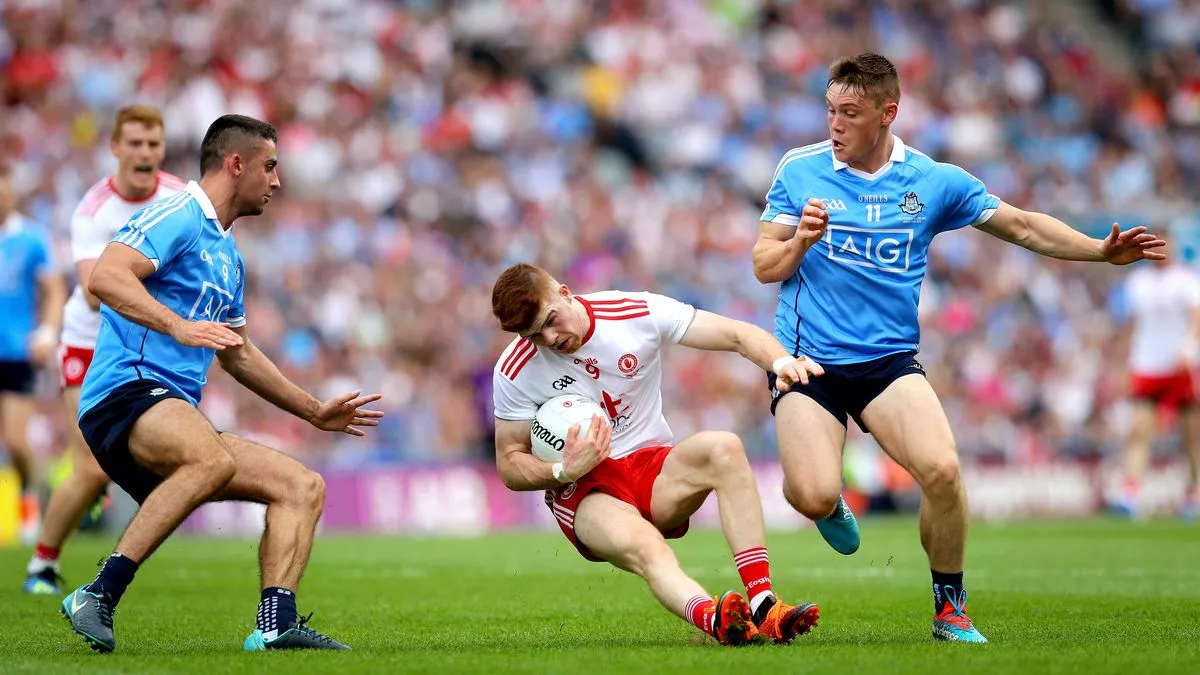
[[59, 344, 94, 388], [1131, 369, 1196, 408], [545, 445, 689, 562]]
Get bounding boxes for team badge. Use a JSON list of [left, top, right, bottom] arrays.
[[899, 192, 924, 216]]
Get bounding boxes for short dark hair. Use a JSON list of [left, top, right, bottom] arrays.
[[492, 263, 555, 333], [828, 53, 900, 107], [199, 114, 278, 176]]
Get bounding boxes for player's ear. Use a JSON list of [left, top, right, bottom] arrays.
[[559, 284, 571, 300], [882, 100, 898, 126], [227, 152, 243, 177]]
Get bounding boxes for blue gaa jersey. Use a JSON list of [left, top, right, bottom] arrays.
[[0, 213, 54, 360], [761, 137, 1000, 365], [80, 181, 246, 416]]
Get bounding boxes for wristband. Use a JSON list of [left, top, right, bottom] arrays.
[[551, 462, 574, 484], [772, 356, 798, 375], [33, 324, 57, 348]]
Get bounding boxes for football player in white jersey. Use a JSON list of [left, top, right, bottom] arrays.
[[491, 263, 824, 646], [25, 105, 186, 595], [1117, 234, 1200, 520]]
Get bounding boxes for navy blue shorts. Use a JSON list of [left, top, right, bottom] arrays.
[[78, 378, 188, 504], [0, 360, 35, 394], [767, 351, 926, 433]]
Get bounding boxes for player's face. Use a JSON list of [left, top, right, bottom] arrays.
[[522, 285, 586, 354], [235, 139, 281, 218], [826, 83, 896, 165], [111, 122, 165, 195]]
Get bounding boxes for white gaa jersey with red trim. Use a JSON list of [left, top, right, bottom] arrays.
[[1125, 264, 1200, 376], [493, 291, 696, 460], [61, 173, 187, 348]]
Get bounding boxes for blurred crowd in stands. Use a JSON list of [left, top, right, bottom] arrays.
[[3, 0, 1199, 468]]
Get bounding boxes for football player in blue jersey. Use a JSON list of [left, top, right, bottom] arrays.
[[752, 53, 1165, 643], [59, 115, 383, 654]]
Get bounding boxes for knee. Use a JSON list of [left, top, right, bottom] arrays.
[[289, 469, 326, 512], [782, 482, 840, 520], [201, 453, 237, 491], [914, 455, 962, 497], [705, 432, 750, 477], [625, 537, 678, 577]]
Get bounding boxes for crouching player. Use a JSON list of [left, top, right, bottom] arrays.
[[490, 263, 823, 645]]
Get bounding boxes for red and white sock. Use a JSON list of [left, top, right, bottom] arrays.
[[685, 594, 715, 636], [735, 547, 774, 615], [1122, 477, 1140, 503], [27, 543, 60, 575]]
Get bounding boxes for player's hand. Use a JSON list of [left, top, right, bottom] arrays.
[[169, 320, 244, 350], [561, 414, 612, 481], [310, 390, 385, 436], [773, 355, 824, 391], [1101, 223, 1166, 265], [791, 198, 829, 247], [28, 325, 56, 363]]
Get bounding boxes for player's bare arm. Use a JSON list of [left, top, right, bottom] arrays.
[[678, 310, 824, 388], [976, 202, 1166, 264], [75, 257, 102, 310], [495, 414, 611, 491], [216, 325, 383, 436], [752, 198, 829, 283], [31, 269, 66, 362], [88, 242, 244, 350]]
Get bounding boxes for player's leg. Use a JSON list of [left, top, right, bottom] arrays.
[[573, 492, 759, 646], [774, 391, 859, 554], [1117, 398, 1158, 517], [649, 431, 818, 642], [63, 397, 234, 653], [26, 385, 109, 594], [1179, 404, 1199, 520], [858, 374, 985, 643], [0, 385, 40, 543], [211, 432, 346, 651]]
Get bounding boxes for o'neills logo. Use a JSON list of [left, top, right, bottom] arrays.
[[531, 418, 565, 452]]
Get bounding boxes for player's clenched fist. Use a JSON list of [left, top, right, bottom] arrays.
[[561, 414, 612, 481], [792, 197, 830, 245], [168, 319, 244, 350]]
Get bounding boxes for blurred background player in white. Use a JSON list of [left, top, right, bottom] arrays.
[[0, 162, 66, 546], [23, 104, 185, 595], [491, 263, 824, 646], [1116, 232, 1200, 520]]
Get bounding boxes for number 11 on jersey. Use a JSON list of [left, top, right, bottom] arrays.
[[865, 204, 882, 222]]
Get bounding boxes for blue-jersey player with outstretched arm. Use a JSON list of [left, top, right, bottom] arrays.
[[752, 53, 1166, 644], [59, 115, 385, 654]]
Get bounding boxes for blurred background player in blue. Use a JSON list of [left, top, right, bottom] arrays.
[[0, 162, 65, 546], [753, 53, 1166, 643]]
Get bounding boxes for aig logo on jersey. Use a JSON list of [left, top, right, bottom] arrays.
[[825, 225, 914, 273]]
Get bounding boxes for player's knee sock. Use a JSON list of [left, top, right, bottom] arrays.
[[1122, 477, 1140, 503], [685, 594, 716, 637], [27, 543, 60, 575], [257, 587, 298, 639], [86, 552, 138, 605], [734, 547, 774, 618], [931, 570, 964, 615]]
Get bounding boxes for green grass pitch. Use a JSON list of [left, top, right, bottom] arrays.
[[4, 517, 1198, 674]]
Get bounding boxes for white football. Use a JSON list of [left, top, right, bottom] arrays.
[[530, 394, 606, 462]]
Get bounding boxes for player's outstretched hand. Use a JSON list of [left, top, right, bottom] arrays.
[[1102, 223, 1167, 265], [169, 320, 244, 350], [562, 414, 612, 481], [774, 355, 824, 391], [311, 390, 385, 436], [794, 198, 830, 246]]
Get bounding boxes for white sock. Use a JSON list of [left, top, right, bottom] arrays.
[[27, 555, 58, 576], [750, 590, 774, 616]]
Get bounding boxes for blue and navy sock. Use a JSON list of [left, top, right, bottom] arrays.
[[257, 587, 298, 638], [85, 552, 139, 606], [932, 570, 964, 614]]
